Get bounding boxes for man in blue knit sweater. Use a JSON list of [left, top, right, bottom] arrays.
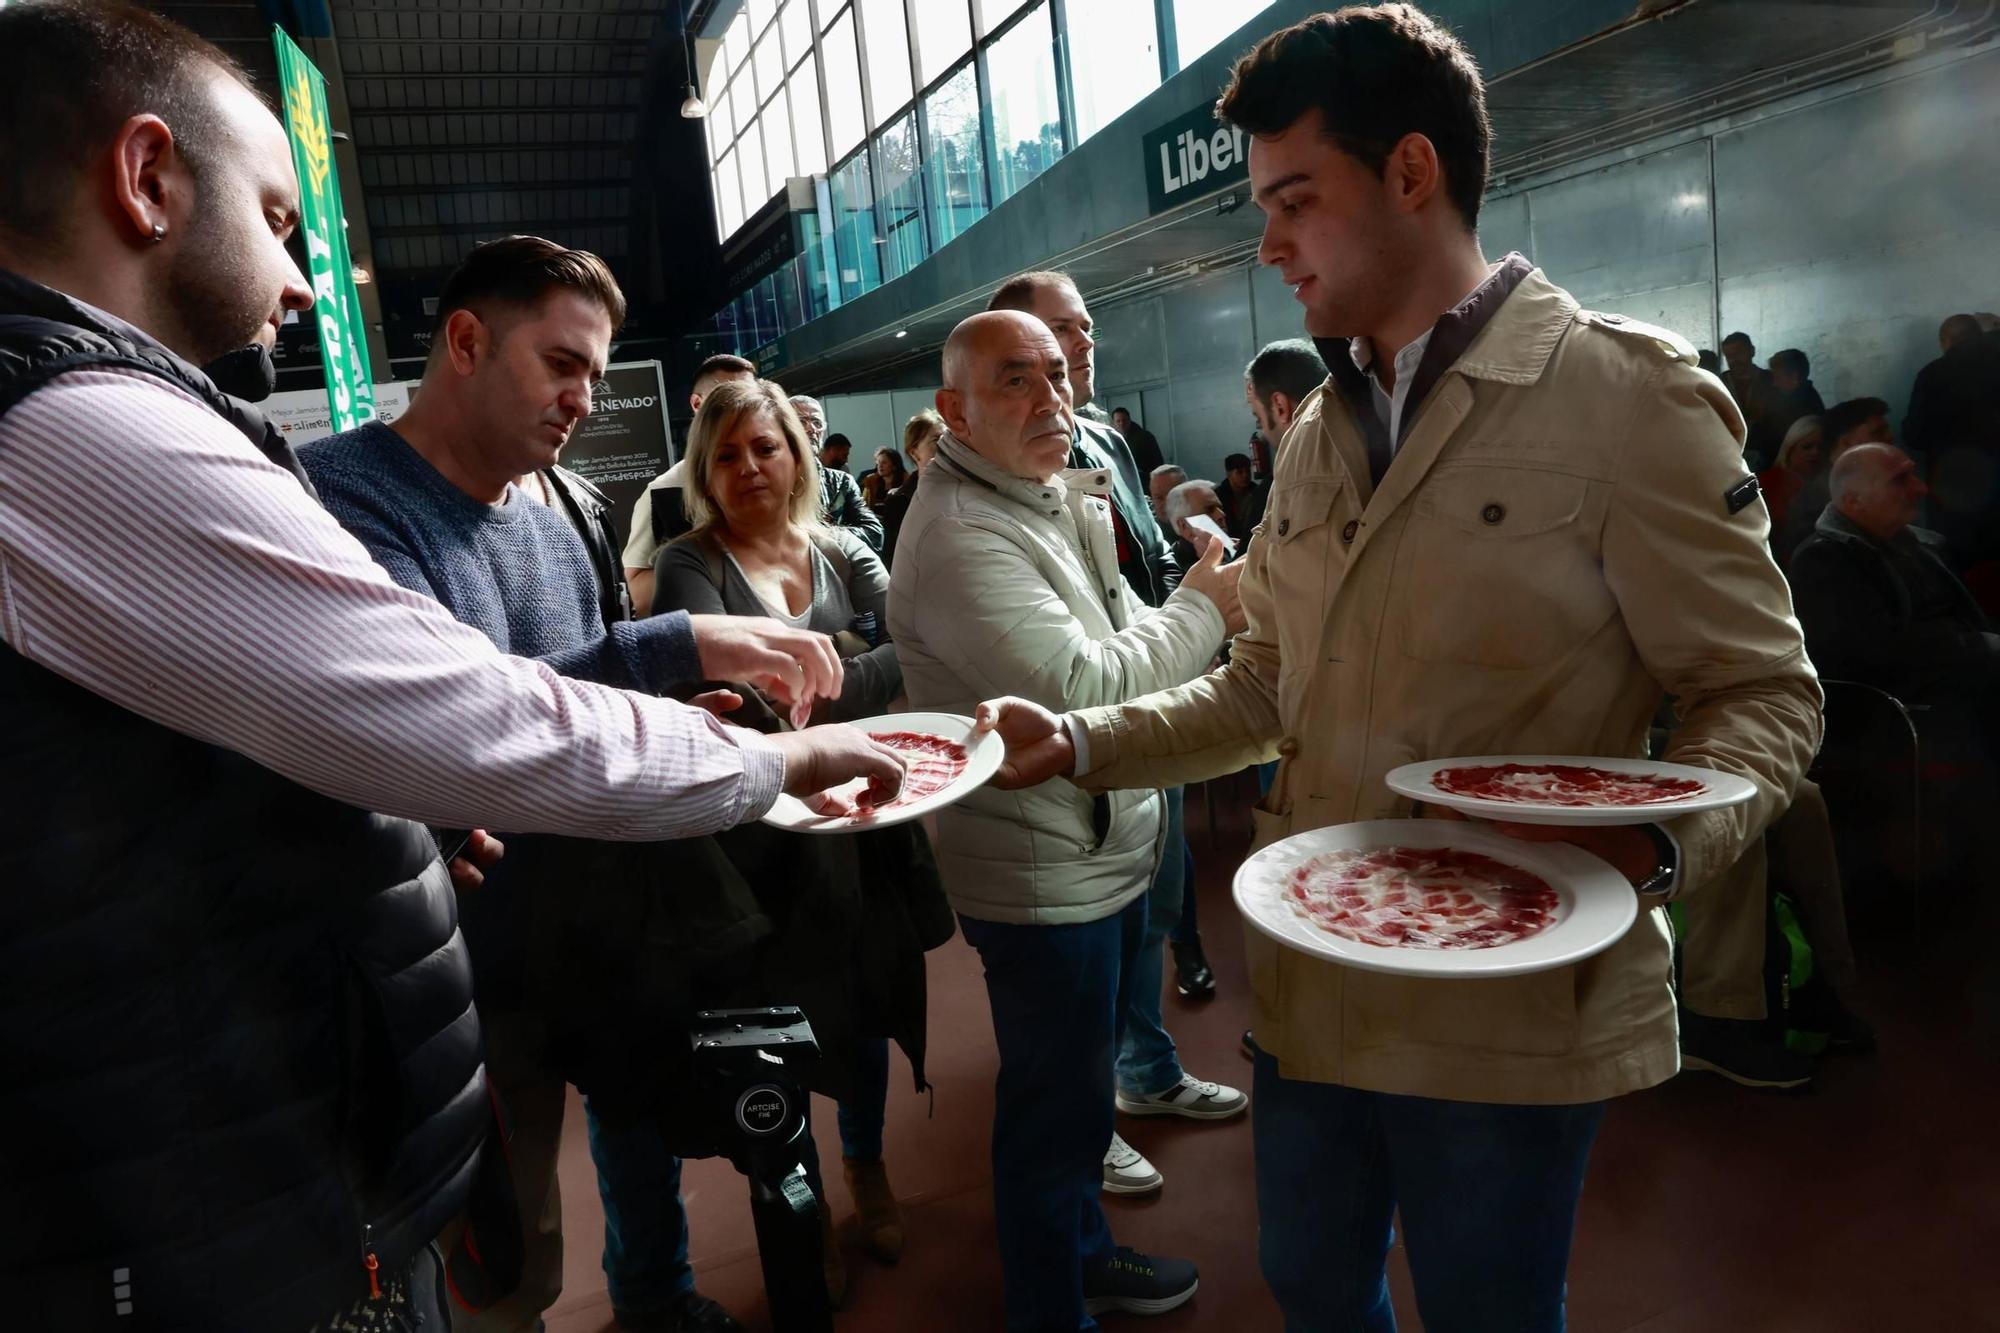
[[303, 238, 823, 1333]]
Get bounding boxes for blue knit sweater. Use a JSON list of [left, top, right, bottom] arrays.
[[301, 420, 698, 689]]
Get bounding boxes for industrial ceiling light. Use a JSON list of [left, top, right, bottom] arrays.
[[679, 1, 706, 118]]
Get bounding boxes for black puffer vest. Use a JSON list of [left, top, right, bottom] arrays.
[[0, 272, 487, 1330]]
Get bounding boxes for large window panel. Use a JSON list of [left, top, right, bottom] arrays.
[[746, 0, 776, 35], [973, 0, 1030, 38], [857, 0, 913, 125], [779, 0, 811, 66], [715, 145, 742, 239], [764, 87, 795, 193], [986, 4, 1064, 204], [738, 115, 768, 215], [921, 61, 987, 247], [730, 74, 755, 133], [790, 55, 828, 177], [829, 149, 882, 302], [822, 8, 866, 160], [874, 113, 927, 282], [721, 12, 750, 76], [1171, 0, 1246, 72], [1066, 0, 1160, 141], [753, 29, 783, 103], [911, 0, 972, 87]]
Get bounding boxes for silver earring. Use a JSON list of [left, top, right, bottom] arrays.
[[150, 222, 166, 243]]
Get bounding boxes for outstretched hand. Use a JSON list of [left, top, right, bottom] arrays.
[[973, 696, 1076, 789], [690, 614, 843, 713]]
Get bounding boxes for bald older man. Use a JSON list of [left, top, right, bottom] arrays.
[[1791, 443, 1998, 708], [888, 310, 1244, 1328]]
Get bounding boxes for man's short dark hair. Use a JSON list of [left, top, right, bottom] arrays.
[[1216, 4, 1491, 228], [1224, 452, 1253, 472], [433, 235, 627, 345], [0, 0, 254, 249], [1822, 397, 1890, 445], [1112, 406, 1132, 419], [1721, 331, 1754, 351], [988, 270, 1077, 313], [1769, 348, 1809, 379], [1246, 339, 1331, 410], [696, 353, 757, 381], [1941, 313, 1982, 347]]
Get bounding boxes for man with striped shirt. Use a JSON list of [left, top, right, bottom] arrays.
[[0, 4, 901, 1328]]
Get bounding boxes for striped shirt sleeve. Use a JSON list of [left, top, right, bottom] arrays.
[[0, 368, 784, 840]]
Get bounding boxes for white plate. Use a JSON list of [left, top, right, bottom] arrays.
[[1384, 754, 1758, 827], [1233, 820, 1638, 979], [760, 711, 1003, 834]]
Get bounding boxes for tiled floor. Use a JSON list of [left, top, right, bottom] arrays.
[[545, 785, 2000, 1333]]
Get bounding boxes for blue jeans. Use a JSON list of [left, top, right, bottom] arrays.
[[834, 1036, 891, 1161], [1115, 786, 1186, 1098], [1168, 834, 1198, 946], [582, 1102, 695, 1315], [959, 892, 1150, 1333], [1251, 1052, 1605, 1333]]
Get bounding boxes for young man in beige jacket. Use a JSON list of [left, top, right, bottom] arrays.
[[977, 6, 1821, 1330]]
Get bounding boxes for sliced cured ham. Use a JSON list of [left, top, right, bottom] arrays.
[[1432, 762, 1706, 808], [1284, 846, 1562, 951]]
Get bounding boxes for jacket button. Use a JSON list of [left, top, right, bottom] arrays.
[[1481, 503, 1505, 525], [1277, 737, 1300, 758], [1341, 519, 1358, 543], [1277, 517, 1291, 536], [1108, 587, 1118, 599]]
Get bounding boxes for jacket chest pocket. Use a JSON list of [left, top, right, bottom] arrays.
[[1393, 465, 1614, 669], [1257, 477, 1349, 659]]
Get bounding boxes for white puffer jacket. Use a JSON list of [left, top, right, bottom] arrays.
[[889, 434, 1225, 925]]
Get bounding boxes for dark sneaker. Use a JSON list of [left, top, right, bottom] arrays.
[[1239, 1029, 1260, 1062], [614, 1291, 744, 1333], [1680, 1012, 1813, 1090], [1083, 1246, 1199, 1317], [1171, 937, 1217, 1000]]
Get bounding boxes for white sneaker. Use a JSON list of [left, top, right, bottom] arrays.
[[1116, 1073, 1249, 1122], [1102, 1132, 1164, 1195]]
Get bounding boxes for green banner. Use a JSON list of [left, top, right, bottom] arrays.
[[273, 28, 375, 430]]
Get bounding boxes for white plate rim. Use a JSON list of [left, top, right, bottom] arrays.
[[759, 711, 1001, 834], [1384, 754, 1759, 827], [1232, 819, 1639, 979]]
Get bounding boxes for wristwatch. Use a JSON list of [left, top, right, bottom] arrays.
[[1633, 822, 1677, 897]]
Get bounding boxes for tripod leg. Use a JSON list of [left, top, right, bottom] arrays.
[[748, 1165, 833, 1333]]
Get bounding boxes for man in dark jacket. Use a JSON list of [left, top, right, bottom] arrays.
[[1790, 444, 1998, 729], [1766, 348, 1825, 452], [790, 394, 886, 552], [1904, 313, 2000, 566], [1778, 396, 1894, 566], [1111, 405, 1166, 476]]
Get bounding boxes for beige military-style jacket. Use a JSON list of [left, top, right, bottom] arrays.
[[1072, 268, 1823, 1105]]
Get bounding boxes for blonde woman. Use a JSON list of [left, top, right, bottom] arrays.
[[651, 378, 924, 1295]]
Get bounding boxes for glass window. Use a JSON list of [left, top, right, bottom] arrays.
[[985, 4, 1063, 204], [764, 87, 795, 190], [821, 8, 865, 160], [921, 60, 987, 248], [790, 54, 828, 176], [779, 0, 811, 66], [1066, 0, 1159, 141], [857, 0, 913, 125], [715, 146, 741, 238], [730, 73, 755, 133], [829, 149, 882, 302], [722, 12, 751, 74], [738, 115, 767, 215], [706, 112, 724, 168], [911, 0, 973, 87], [1171, 0, 1245, 72], [873, 112, 927, 282], [973, 0, 1031, 38], [747, 0, 775, 35], [753, 30, 782, 103]]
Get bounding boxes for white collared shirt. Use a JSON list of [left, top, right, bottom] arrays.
[[1349, 326, 1436, 448]]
